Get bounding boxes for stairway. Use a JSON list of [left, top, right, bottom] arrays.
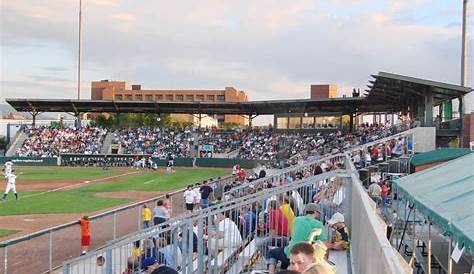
[[100, 131, 113, 154], [6, 131, 27, 156], [225, 149, 240, 158]]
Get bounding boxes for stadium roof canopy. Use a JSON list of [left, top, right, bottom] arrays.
[[6, 71, 472, 116], [5, 97, 401, 115], [393, 153, 474, 252], [366, 72, 471, 106]]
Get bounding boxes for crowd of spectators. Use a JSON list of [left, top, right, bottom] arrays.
[[125, 156, 347, 274], [238, 121, 410, 163], [15, 121, 409, 162], [113, 128, 193, 158], [197, 130, 243, 154], [85, 120, 412, 274], [15, 126, 107, 157]]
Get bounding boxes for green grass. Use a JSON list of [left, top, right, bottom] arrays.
[[0, 168, 228, 216], [0, 191, 127, 216], [14, 166, 124, 181], [0, 229, 19, 237], [78, 169, 229, 192]]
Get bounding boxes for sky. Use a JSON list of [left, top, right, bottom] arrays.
[[0, 0, 472, 124]]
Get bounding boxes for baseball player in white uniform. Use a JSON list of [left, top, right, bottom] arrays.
[[3, 161, 13, 176], [2, 172, 18, 201]]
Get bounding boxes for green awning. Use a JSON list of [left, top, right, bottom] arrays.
[[410, 148, 472, 167], [394, 153, 474, 252]]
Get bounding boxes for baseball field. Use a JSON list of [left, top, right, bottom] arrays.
[[0, 166, 229, 238]]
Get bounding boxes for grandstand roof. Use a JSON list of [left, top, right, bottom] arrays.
[[393, 154, 474, 252], [5, 97, 401, 115], [366, 72, 472, 106], [6, 71, 471, 115]]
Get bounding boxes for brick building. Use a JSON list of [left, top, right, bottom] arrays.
[[91, 80, 248, 125], [310, 84, 338, 99]]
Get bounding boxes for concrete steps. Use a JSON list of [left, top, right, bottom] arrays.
[[6, 131, 27, 156], [100, 131, 113, 154]]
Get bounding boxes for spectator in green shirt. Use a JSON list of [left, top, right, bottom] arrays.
[[267, 203, 326, 274]]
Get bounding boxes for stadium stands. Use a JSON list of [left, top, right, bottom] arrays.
[[113, 128, 193, 157], [14, 122, 409, 163], [59, 125, 416, 274], [15, 126, 107, 157]]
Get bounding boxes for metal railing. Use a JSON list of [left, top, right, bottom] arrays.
[[61, 151, 412, 274], [1, 128, 417, 274], [62, 170, 347, 274], [344, 154, 412, 274]]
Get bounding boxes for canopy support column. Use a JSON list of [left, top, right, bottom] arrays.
[[29, 111, 39, 127], [248, 114, 258, 129], [75, 113, 81, 128], [458, 96, 464, 147], [349, 112, 354, 133], [417, 98, 425, 125], [424, 88, 434, 127]]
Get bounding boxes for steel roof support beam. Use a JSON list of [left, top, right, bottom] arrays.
[[28, 111, 40, 127], [424, 88, 434, 127]]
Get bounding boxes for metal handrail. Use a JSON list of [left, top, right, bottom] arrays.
[[62, 170, 345, 267]]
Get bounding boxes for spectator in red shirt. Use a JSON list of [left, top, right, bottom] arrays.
[[371, 146, 379, 162], [380, 180, 390, 214], [80, 216, 90, 255], [238, 167, 246, 182], [255, 200, 290, 255]]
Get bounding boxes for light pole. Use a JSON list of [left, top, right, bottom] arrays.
[[459, 0, 469, 147], [76, 0, 83, 128], [461, 0, 469, 87]]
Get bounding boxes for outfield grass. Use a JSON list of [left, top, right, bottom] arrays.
[[0, 191, 127, 216], [79, 169, 229, 192], [15, 166, 124, 181], [0, 168, 228, 216], [0, 229, 19, 237]]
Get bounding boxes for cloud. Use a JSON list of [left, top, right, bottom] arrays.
[[42, 66, 69, 72], [1, 0, 470, 124], [111, 12, 134, 22]]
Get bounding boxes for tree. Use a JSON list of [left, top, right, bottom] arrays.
[[219, 122, 240, 130], [90, 113, 174, 129]]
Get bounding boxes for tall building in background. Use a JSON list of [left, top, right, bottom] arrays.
[[310, 84, 338, 99], [91, 80, 248, 125]]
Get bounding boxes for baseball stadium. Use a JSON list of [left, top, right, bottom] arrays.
[[1, 1, 473, 274]]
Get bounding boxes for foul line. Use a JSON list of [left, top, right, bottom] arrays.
[[8, 171, 141, 201], [143, 179, 155, 185]]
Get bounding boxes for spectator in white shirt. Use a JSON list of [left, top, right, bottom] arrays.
[[193, 183, 201, 210], [183, 185, 197, 213], [208, 211, 243, 255]]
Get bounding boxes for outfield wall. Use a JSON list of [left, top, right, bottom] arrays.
[[0, 156, 58, 166], [60, 154, 269, 169], [0, 155, 269, 169]]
